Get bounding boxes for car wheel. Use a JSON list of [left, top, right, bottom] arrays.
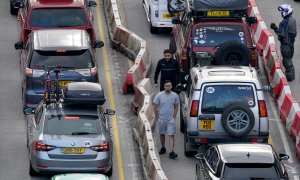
[[184, 130, 196, 157], [214, 41, 251, 66], [105, 166, 113, 176], [221, 103, 255, 137], [180, 108, 184, 133], [10, 1, 19, 15], [29, 161, 38, 176]]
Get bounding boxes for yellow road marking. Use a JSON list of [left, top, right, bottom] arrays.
[[128, 59, 134, 67], [95, 2, 125, 180], [268, 134, 273, 145]]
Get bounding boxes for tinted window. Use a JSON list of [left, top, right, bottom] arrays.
[[201, 85, 255, 114], [29, 8, 88, 27], [30, 50, 94, 69], [223, 163, 279, 179], [44, 115, 100, 135], [192, 25, 246, 46]]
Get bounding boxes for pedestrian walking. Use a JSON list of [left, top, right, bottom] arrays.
[[153, 80, 179, 159], [271, 4, 297, 81], [154, 49, 181, 91]]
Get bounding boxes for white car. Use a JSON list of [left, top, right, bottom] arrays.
[[142, 0, 174, 33]]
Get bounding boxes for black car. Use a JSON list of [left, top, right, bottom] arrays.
[[195, 143, 289, 180]]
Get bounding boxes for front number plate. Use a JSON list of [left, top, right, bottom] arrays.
[[200, 120, 214, 130]]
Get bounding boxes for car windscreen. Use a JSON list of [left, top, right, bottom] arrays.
[[30, 50, 94, 69], [223, 163, 280, 179], [201, 85, 255, 114], [44, 115, 100, 135], [29, 8, 88, 27], [192, 25, 247, 47]]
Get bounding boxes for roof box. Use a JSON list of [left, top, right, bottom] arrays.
[[63, 82, 106, 105], [193, 0, 248, 11]]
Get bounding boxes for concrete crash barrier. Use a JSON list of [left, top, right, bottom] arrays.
[[132, 79, 168, 180], [103, 0, 166, 178], [249, 0, 300, 161], [103, 0, 152, 95]]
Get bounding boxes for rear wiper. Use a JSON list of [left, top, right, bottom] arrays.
[[71, 132, 97, 135]]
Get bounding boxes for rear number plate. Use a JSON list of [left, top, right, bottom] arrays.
[[163, 13, 172, 19], [200, 120, 214, 130], [51, 81, 71, 87], [62, 147, 85, 154], [207, 10, 230, 17]]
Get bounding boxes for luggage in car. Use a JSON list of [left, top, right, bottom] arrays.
[[63, 82, 106, 105]]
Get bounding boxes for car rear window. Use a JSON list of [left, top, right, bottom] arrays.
[[30, 50, 94, 69], [223, 163, 279, 179], [44, 115, 100, 135], [201, 85, 255, 114], [192, 25, 247, 46], [29, 8, 88, 27]]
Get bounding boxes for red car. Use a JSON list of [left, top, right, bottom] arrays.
[[169, 0, 259, 72], [16, 0, 97, 44]]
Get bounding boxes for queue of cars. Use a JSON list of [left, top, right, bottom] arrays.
[[11, 0, 114, 178], [146, 0, 291, 179]]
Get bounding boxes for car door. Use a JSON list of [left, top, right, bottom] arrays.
[[181, 75, 192, 125], [18, 0, 29, 43], [84, 0, 94, 24], [28, 103, 43, 156], [21, 35, 32, 95], [100, 107, 111, 141]]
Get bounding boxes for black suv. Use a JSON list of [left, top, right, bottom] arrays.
[[195, 143, 289, 180]]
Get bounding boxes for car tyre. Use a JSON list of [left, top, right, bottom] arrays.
[[184, 130, 196, 157], [105, 166, 113, 176], [221, 103, 255, 137], [215, 41, 251, 66], [180, 108, 184, 133], [10, 1, 19, 15], [29, 161, 39, 176]]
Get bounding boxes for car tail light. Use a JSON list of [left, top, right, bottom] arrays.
[[90, 143, 110, 152], [250, 138, 257, 142], [25, 68, 33, 76], [34, 141, 56, 151], [199, 138, 208, 143], [181, 50, 187, 68], [258, 100, 268, 117], [250, 50, 257, 59], [76, 69, 91, 76], [155, 10, 159, 17], [190, 100, 199, 117], [32, 69, 45, 77], [90, 67, 97, 76]]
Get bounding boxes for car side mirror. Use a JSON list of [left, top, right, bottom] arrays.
[[279, 153, 289, 161], [94, 40, 104, 48], [88, 1, 97, 7], [247, 17, 257, 24], [14, 42, 24, 50], [24, 108, 35, 115], [172, 17, 181, 24], [262, 85, 271, 92], [105, 109, 115, 115], [13, 0, 24, 8], [195, 153, 204, 160]]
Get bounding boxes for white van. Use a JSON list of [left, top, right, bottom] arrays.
[[142, 0, 174, 33]]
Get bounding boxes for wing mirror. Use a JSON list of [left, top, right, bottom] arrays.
[[262, 85, 271, 92], [195, 153, 204, 160], [88, 1, 97, 7], [14, 42, 24, 50], [279, 153, 289, 161], [247, 16, 258, 24], [172, 17, 181, 24], [13, 0, 24, 8], [23, 108, 35, 115], [105, 109, 116, 116], [94, 40, 104, 48]]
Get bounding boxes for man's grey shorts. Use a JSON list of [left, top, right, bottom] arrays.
[[157, 118, 176, 135]]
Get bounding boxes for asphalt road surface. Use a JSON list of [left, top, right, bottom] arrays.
[[0, 1, 143, 180], [119, 0, 300, 179]]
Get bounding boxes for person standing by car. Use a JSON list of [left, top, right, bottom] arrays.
[[154, 49, 181, 91], [153, 80, 179, 159], [271, 4, 297, 81]]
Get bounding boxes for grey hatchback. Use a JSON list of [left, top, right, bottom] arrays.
[[24, 82, 114, 176]]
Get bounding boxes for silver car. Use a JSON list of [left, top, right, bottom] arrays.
[[24, 82, 114, 176]]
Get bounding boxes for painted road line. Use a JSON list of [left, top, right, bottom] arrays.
[[268, 134, 273, 145], [95, 1, 125, 180], [267, 94, 294, 164]]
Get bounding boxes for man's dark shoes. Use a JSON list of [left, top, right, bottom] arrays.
[[159, 147, 166, 154], [169, 151, 178, 159]]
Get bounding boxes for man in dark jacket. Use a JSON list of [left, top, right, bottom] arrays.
[[271, 4, 297, 81], [154, 49, 181, 91]]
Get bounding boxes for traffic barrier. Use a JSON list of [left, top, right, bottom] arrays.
[[287, 104, 300, 136], [270, 70, 289, 99], [104, 0, 166, 178], [291, 113, 300, 142], [279, 94, 295, 126]]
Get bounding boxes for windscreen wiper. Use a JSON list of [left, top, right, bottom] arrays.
[[71, 132, 97, 135]]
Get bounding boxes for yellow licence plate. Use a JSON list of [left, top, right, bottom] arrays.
[[200, 120, 214, 130], [52, 81, 71, 87], [207, 10, 230, 17], [163, 13, 172, 19], [62, 147, 85, 154]]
